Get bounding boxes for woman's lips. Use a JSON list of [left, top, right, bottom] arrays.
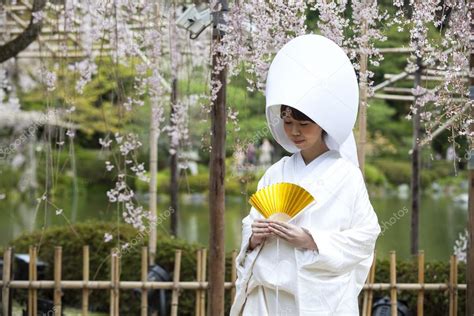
[[294, 139, 305, 144]]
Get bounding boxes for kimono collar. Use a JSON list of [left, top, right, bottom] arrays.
[[288, 150, 341, 185]]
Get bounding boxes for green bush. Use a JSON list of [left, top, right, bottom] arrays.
[[373, 159, 411, 185], [8, 222, 236, 315], [364, 163, 387, 186], [373, 158, 460, 188], [373, 259, 466, 315]]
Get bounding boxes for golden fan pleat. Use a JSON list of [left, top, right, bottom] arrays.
[[249, 182, 315, 221]]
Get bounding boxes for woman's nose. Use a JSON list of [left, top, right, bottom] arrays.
[[291, 125, 300, 135]]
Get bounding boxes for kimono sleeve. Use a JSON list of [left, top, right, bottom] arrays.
[[299, 168, 381, 274], [234, 170, 268, 276]]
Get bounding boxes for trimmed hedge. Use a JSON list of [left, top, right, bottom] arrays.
[[373, 259, 466, 315], [372, 158, 457, 188], [5, 223, 466, 315]]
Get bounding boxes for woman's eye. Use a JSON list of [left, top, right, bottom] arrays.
[[284, 121, 291, 125], [299, 123, 308, 126]]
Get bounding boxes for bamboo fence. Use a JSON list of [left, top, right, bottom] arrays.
[[0, 247, 466, 316]]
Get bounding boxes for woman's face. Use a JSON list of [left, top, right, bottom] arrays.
[[282, 114, 324, 150]]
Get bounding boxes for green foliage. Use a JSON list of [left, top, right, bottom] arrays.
[[374, 259, 466, 315], [8, 222, 236, 315], [372, 159, 412, 185], [364, 163, 388, 186], [0, 166, 21, 192], [19, 58, 138, 140], [36, 147, 113, 191], [372, 158, 458, 188], [135, 158, 263, 196]]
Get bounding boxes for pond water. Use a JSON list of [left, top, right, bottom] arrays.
[[0, 186, 467, 261]]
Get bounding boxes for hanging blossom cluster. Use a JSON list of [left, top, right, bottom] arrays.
[[104, 132, 155, 232], [433, 0, 471, 143], [453, 229, 468, 263], [207, 0, 306, 152], [310, 0, 388, 96], [162, 101, 190, 155], [218, 0, 307, 93], [29, 0, 191, 234], [404, 0, 471, 144], [0, 63, 20, 111]]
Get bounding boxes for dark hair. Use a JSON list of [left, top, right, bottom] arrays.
[[280, 104, 327, 137], [279, 105, 315, 123]]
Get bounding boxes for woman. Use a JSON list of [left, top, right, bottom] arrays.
[[230, 35, 381, 315]]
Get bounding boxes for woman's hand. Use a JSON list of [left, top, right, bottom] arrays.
[[248, 219, 272, 250], [267, 220, 318, 250]]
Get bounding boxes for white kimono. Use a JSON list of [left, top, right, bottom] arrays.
[[230, 150, 381, 316]]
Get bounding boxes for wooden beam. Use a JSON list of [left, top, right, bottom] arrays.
[[373, 93, 414, 101], [383, 74, 469, 82]]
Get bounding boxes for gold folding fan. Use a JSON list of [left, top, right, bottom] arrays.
[[248, 182, 315, 222]]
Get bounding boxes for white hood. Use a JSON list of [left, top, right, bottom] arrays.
[[265, 34, 359, 167]]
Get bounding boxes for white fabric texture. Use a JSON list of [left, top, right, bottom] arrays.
[[242, 285, 297, 316], [265, 34, 360, 167], [230, 151, 381, 315]]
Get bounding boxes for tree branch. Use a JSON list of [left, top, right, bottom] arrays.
[[0, 0, 48, 63]]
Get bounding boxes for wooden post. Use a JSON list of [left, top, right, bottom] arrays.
[[367, 251, 376, 316], [361, 253, 375, 316], [28, 246, 37, 316], [453, 255, 458, 316], [195, 249, 202, 316], [110, 250, 120, 316], [390, 251, 397, 315], [449, 254, 454, 316], [449, 255, 458, 316], [171, 250, 182, 316], [110, 251, 114, 315], [200, 248, 207, 316], [54, 247, 62, 316], [208, 0, 228, 314], [417, 250, 424, 316], [230, 250, 237, 301], [115, 254, 120, 315], [82, 246, 89, 316], [2, 248, 12, 316], [141, 247, 148, 316], [466, 3, 474, 312]]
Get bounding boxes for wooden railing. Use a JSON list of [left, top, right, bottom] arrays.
[[361, 250, 464, 316], [0, 247, 465, 316]]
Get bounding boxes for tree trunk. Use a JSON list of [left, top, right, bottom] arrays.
[[170, 77, 179, 236], [149, 103, 158, 265], [357, 13, 369, 175], [466, 3, 474, 312], [410, 56, 422, 255], [147, 3, 161, 266], [208, 1, 228, 314]]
